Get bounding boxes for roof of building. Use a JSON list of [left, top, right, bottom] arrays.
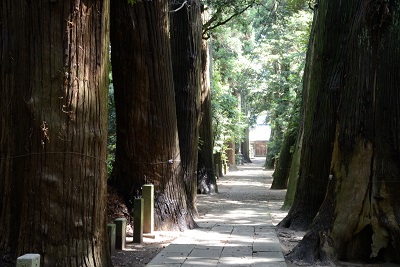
[[249, 124, 271, 142]]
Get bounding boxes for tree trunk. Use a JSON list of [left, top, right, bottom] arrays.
[[282, 130, 302, 210], [170, 0, 202, 219], [226, 141, 237, 170], [265, 126, 278, 169], [0, 1, 110, 265], [241, 94, 251, 163], [271, 127, 297, 189], [287, 0, 400, 264], [278, 0, 340, 230], [241, 127, 252, 163], [110, 0, 195, 230], [197, 6, 218, 194], [213, 152, 223, 178]]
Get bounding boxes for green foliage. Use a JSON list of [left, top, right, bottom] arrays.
[[202, 0, 264, 37], [210, 14, 255, 156], [107, 72, 116, 177], [286, 0, 308, 12], [211, 61, 246, 154], [248, 3, 311, 165], [107, 0, 312, 174], [210, 0, 312, 164]]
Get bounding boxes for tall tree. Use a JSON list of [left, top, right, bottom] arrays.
[[170, 0, 202, 219], [271, 94, 302, 190], [110, 0, 195, 230], [271, 122, 298, 189], [197, 5, 218, 194], [281, 129, 302, 209], [241, 94, 252, 163], [278, 0, 339, 230], [0, 0, 110, 265], [286, 0, 400, 264]]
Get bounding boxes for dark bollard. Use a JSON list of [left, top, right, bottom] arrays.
[[133, 198, 144, 243], [142, 184, 154, 234], [107, 223, 116, 255], [114, 218, 127, 249]]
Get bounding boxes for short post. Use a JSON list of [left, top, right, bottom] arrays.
[[107, 223, 116, 255], [142, 184, 154, 234], [114, 218, 126, 249], [133, 198, 144, 243], [16, 254, 40, 267]]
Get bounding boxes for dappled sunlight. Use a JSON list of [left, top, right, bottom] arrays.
[[150, 241, 286, 266], [147, 158, 287, 266], [218, 179, 268, 188]]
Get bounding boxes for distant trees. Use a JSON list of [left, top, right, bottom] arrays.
[[0, 0, 110, 265], [209, 0, 311, 174]]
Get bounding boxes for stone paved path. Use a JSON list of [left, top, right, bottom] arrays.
[[146, 157, 287, 267]]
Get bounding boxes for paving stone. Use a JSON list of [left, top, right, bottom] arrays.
[[188, 247, 222, 259], [253, 240, 282, 252], [218, 255, 253, 265], [221, 246, 253, 256], [217, 264, 250, 267], [254, 226, 276, 233], [228, 233, 254, 240], [252, 251, 285, 262], [231, 229, 254, 237], [145, 159, 288, 267], [163, 244, 195, 253], [254, 231, 277, 237], [252, 262, 287, 267], [226, 239, 254, 247], [149, 252, 188, 264], [146, 264, 182, 267], [231, 226, 254, 233], [195, 240, 228, 248], [197, 222, 216, 229], [209, 232, 232, 238], [182, 259, 219, 267], [211, 225, 234, 233], [172, 237, 198, 244]]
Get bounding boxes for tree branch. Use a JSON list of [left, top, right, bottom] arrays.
[[170, 1, 188, 13], [202, 3, 254, 38]]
